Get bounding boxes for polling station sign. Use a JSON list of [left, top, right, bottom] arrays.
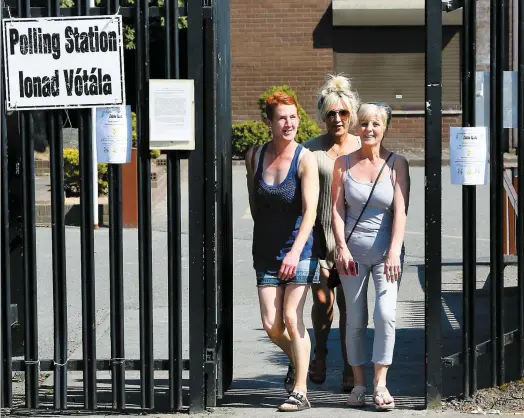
[[2, 16, 125, 111]]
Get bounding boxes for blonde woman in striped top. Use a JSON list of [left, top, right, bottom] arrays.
[[303, 74, 361, 391]]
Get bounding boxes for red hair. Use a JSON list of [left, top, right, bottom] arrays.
[[265, 92, 298, 120]]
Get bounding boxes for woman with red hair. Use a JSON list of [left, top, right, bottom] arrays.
[[245, 92, 320, 412]]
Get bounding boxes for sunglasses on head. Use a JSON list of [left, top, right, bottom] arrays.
[[364, 101, 392, 125], [326, 109, 350, 120]]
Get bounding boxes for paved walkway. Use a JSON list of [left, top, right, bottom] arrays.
[[7, 164, 519, 417]]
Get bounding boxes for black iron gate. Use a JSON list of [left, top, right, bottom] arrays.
[[0, 0, 232, 413], [425, 0, 524, 406]]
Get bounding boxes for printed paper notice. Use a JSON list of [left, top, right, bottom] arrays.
[[149, 79, 195, 150], [450, 127, 489, 185], [96, 105, 131, 164]]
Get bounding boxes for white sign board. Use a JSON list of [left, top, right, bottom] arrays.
[[149, 79, 195, 150], [2, 16, 125, 111], [96, 105, 131, 164], [450, 127, 489, 185]]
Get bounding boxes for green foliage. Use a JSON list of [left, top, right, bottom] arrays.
[[60, 0, 74, 7], [257, 85, 321, 144], [231, 120, 271, 156], [63, 148, 109, 196]]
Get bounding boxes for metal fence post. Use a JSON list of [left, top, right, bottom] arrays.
[[187, 0, 207, 412], [425, 0, 443, 408], [490, 0, 506, 387], [462, 0, 478, 398], [517, 0, 524, 380]]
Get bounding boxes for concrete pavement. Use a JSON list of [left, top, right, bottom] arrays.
[[11, 163, 518, 416]]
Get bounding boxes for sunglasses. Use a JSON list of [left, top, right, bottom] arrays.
[[326, 109, 350, 120]]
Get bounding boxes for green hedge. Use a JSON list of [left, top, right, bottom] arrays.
[[63, 148, 109, 196], [232, 85, 321, 157]]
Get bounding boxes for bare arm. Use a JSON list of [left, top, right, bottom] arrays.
[[279, 150, 319, 280], [293, 150, 319, 254], [389, 155, 410, 254], [331, 156, 353, 275], [385, 155, 410, 281], [331, 156, 347, 251]]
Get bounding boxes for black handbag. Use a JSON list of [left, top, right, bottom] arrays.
[[327, 152, 393, 288]]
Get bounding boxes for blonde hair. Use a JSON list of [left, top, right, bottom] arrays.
[[357, 102, 392, 129], [316, 73, 360, 127]]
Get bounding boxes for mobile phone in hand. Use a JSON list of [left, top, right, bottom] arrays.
[[349, 260, 360, 276]]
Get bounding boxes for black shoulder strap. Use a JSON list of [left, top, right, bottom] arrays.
[[346, 152, 393, 243]]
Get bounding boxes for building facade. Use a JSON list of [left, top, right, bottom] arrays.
[[231, 0, 497, 150]]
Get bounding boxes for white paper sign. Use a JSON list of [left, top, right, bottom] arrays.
[[3, 16, 125, 111], [450, 127, 489, 185], [96, 105, 131, 164], [149, 79, 195, 150]]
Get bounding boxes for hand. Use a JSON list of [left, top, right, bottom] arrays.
[[279, 250, 300, 281], [385, 250, 401, 282], [336, 246, 354, 276]]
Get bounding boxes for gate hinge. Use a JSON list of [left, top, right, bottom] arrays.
[[203, 5, 212, 20], [204, 348, 216, 374]]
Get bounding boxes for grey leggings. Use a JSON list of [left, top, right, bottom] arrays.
[[340, 262, 398, 366]]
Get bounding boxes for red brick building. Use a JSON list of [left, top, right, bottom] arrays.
[[231, 0, 463, 150]]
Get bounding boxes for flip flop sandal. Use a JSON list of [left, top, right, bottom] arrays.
[[341, 372, 354, 393], [373, 386, 395, 411], [284, 364, 295, 394], [308, 349, 327, 384], [278, 391, 311, 412], [346, 385, 366, 407]]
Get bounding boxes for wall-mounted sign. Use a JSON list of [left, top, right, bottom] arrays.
[[96, 105, 131, 164], [2, 16, 125, 111], [450, 126, 489, 186], [149, 79, 195, 150]]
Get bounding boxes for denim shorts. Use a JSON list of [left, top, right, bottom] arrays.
[[256, 258, 320, 287]]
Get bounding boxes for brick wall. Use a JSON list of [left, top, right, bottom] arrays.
[[231, 0, 333, 123], [385, 114, 462, 150]]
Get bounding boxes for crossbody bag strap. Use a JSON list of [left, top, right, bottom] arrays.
[[346, 152, 393, 243]]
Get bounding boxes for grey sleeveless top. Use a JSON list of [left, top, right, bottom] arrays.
[[343, 153, 397, 239]]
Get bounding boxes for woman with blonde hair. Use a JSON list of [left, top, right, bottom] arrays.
[[331, 102, 410, 410], [245, 91, 320, 412], [303, 74, 360, 391]]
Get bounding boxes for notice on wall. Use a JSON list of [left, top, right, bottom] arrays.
[[96, 105, 131, 164], [149, 79, 195, 150], [2, 16, 125, 111], [450, 127, 489, 185]]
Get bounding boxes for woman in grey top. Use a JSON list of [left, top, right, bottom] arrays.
[[303, 74, 360, 391], [331, 102, 410, 410]]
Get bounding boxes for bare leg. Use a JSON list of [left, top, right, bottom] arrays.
[[283, 284, 311, 394], [309, 267, 333, 382], [258, 285, 294, 365]]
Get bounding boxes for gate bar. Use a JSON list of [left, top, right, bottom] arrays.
[[78, 110, 97, 409], [490, 0, 506, 387], [0, 18, 13, 405], [425, 0, 443, 407], [136, 0, 155, 407], [462, 0, 477, 398], [164, 0, 183, 411], [203, 5, 218, 407], [106, 0, 126, 409], [518, 0, 524, 380], [49, 110, 68, 410], [21, 113, 39, 409], [17, 0, 39, 408], [187, 0, 207, 412], [48, 0, 68, 409]]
